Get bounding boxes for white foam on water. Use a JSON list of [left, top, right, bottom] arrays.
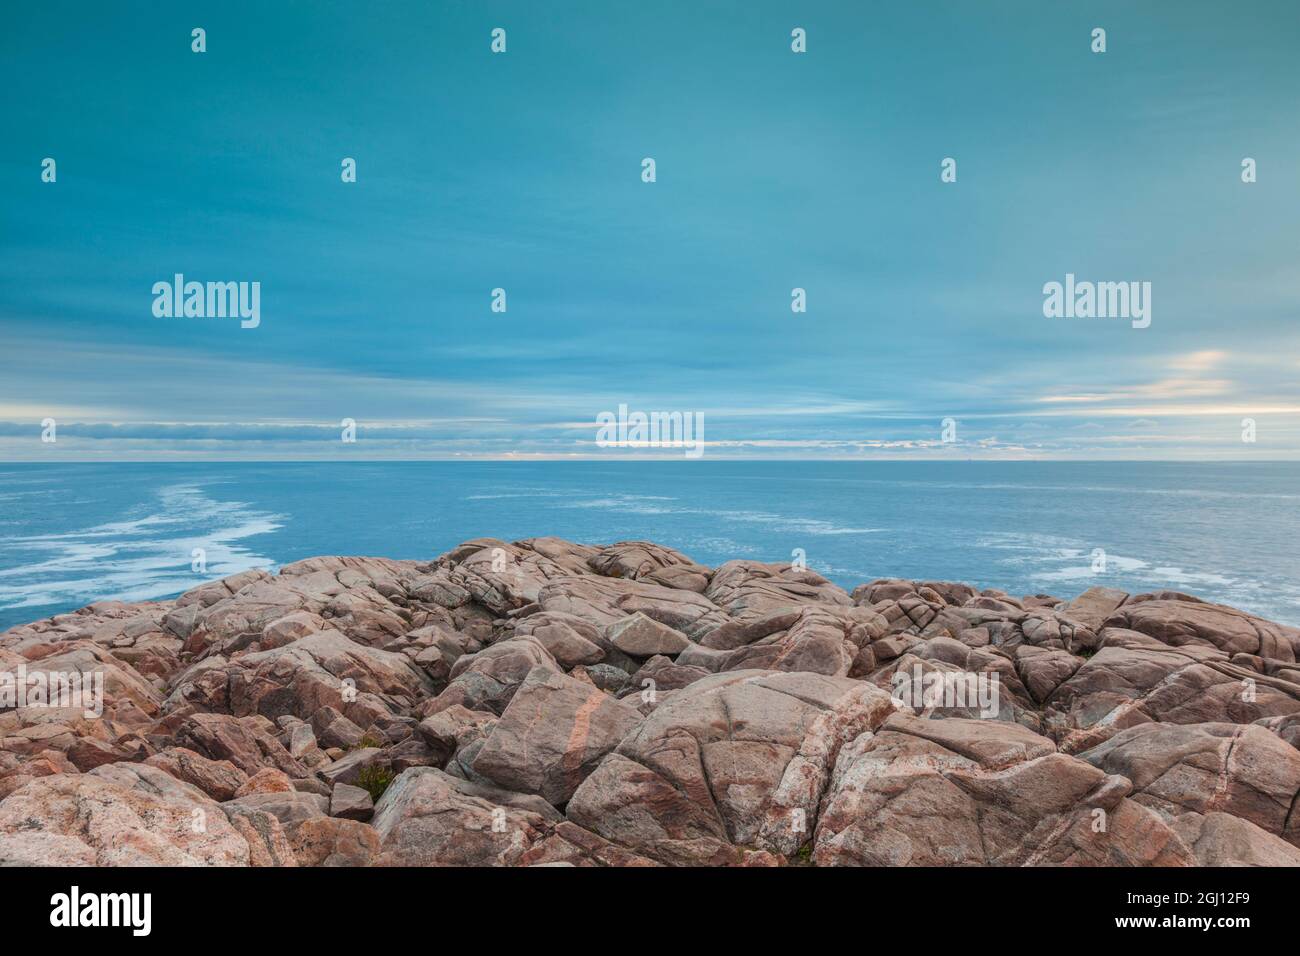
[[970, 529, 1298, 622], [559, 494, 885, 536], [0, 483, 281, 615]]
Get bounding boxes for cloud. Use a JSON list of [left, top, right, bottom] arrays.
[[1167, 350, 1228, 372]]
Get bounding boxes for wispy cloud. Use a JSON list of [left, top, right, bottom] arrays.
[[3, 3, 1299, 461]]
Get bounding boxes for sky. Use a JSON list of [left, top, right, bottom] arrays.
[[2, 0, 1298, 460]]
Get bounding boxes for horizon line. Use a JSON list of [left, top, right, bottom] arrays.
[[2, 457, 1296, 465]]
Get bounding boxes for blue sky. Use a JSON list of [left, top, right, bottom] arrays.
[[2, 0, 1298, 460]]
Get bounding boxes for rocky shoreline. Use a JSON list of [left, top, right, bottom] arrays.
[[2, 537, 1299, 866]]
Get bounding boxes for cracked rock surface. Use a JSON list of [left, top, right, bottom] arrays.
[[3, 538, 1299, 866]]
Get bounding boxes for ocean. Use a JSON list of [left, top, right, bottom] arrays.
[[0, 461, 1296, 630]]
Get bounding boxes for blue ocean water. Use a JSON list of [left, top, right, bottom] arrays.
[[0, 461, 1296, 630]]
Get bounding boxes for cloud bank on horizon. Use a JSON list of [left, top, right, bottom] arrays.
[[2, 1, 1298, 460]]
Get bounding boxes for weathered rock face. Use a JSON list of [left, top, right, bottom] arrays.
[[511, 612, 604, 669], [606, 612, 692, 657], [3, 537, 1298, 867], [1104, 595, 1300, 662], [9, 641, 164, 723], [168, 629, 434, 727], [430, 538, 601, 616], [1042, 632, 1300, 753], [699, 606, 868, 677], [537, 575, 729, 640], [1172, 812, 1300, 866], [0, 766, 261, 865], [369, 766, 553, 865], [567, 671, 897, 864], [706, 561, 853, 626], [812, 715, 1191, 866], [1078, 722, 1300, 846], [471, 667, 642, 805], [587, 541, 712, 593], [288, 816, 379, 866], [174, 713, 309, 778], [144, 747, 248, 801], [426, 636, 561, 715]]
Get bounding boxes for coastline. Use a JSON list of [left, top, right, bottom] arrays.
[[3, 536, 1299, 867], [4, 460, 1298, 630]]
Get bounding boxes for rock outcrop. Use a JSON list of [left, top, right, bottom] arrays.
[[3, 541, 1298, 867]]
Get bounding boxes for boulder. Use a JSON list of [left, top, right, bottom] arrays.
[[170, 629, 434, 725], [0, 765, 254, 866], [536, 575, 729, 641], [518, 820, 661, 867], [289, 816, 380, 866], [330, 782, 375, 821], [1079, 722, 1300, 846], [1059, 586, 1130, 630], [512, 612, 606, 668], [587, 541, 712, 593], [606, 613, 692, 657], [370, 766, 551, 866], [471, 667, 642, 804], [427, 636, 561, 715], [227, 791, 330, 830], [416, 704, 498, 765], [567, 671, 897, 863], [813, 716, 1192, 866], [433, 538, 598, 615], [234, 767, 296, 798], [142, 748, 249, 801], [1104, 596, 1300, 662], [624, 655, 711, 697], [1043, 637, 1300, 752], [220, 802, 298, 866], [1171, 811, 1300, 866], [174, 713, 309, 778]]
